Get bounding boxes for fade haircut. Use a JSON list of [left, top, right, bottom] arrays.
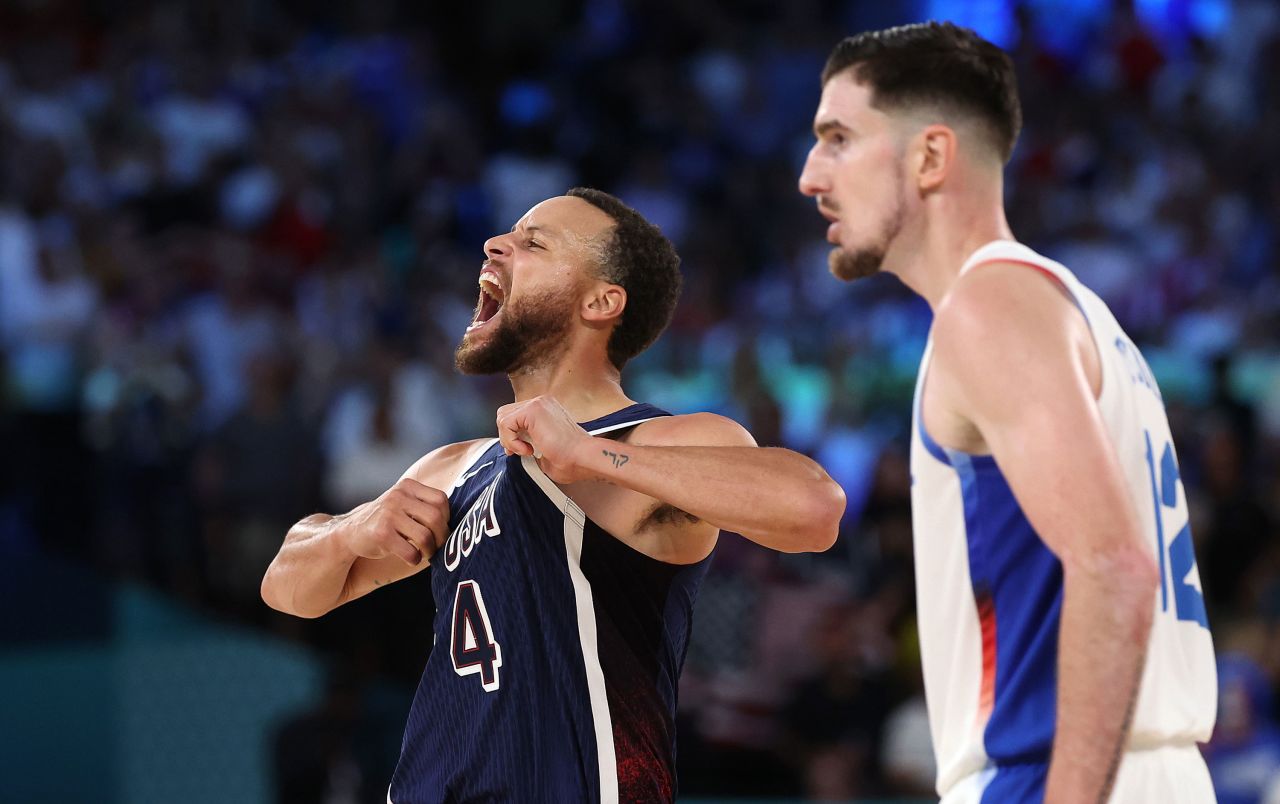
[[822, 21, 1022, 162], [566, 187, 681, 370]]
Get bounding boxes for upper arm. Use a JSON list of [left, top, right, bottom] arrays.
[[929, 265, 1144, 564], [624, 413, 755, 551]]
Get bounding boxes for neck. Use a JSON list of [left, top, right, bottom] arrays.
[[885, 179, 1014, 310], [507, 350, 633, 423]]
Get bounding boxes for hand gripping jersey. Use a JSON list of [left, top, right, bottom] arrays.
[[389, 403, 711, 804], [909, 241, 1217, 800]]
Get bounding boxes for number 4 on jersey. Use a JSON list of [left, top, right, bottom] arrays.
[[1144, 432, 1209, 628], [451, 580, 503, 692]]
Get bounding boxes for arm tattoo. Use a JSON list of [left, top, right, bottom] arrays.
[[603, 449, 630, 468]]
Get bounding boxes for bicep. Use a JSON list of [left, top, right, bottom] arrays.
[[978, 381, 1142, 561], [935, 274, 1143, 561]]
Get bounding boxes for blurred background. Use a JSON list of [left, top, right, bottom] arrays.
[[1, 0, 1279, 801]]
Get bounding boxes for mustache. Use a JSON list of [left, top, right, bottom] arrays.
[[818, 197, 840, 215]]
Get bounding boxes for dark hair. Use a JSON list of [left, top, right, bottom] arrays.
[[566, 187, 681, 370], [822, 21, 1022, 162]]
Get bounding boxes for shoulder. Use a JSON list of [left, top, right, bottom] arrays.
[[932, 259, 1087, 373], [929, 259, 1101, 426], [401, 438, 495, 491], [627, 412, 757, 448]]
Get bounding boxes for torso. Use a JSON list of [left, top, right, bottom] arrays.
[[908, 241, 1217, 799], [389, 403, 712, 804]]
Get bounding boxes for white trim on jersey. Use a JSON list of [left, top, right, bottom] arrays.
[[586, 416, 664, 436], [519, 455, 620, 804], [445, 438, 500, 490]]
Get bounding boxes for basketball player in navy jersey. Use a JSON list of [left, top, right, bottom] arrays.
[[262, 188, 846, 803], [799, 23, 1215, 804]]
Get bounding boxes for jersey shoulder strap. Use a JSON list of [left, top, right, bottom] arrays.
[[581, 402, 672, 437]]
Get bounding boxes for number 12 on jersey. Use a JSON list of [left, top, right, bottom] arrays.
[[1143, 431, 1209, 628], [451, 580, 503, 691]]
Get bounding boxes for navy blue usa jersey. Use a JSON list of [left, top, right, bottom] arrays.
[[389, 403, 713, 803]]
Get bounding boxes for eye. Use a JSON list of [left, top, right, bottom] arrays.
[[829, 131, 847, 147], [525, 238, 543, 250]]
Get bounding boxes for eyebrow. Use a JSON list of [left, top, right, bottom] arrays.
[[813, 119, 851, 138], [510, 223, 557, 240]]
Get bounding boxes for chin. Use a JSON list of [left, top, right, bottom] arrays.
[[828, 246, 883, 282]]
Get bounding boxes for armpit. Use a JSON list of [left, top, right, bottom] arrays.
[[638, 503, 700, 532]]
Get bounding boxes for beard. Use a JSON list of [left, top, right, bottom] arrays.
[[454, 285, 577, 375], [828, 183, 907, 283]]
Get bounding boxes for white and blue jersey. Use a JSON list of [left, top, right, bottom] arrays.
[[389, 403, 711, 804], [909, 241, 1217, 802]]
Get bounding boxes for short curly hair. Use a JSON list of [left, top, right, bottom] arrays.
[[567, 187, 681, 370], [822, 21, 1022, 163]]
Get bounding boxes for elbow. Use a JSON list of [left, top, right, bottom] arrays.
[[1109, 544, 1161, 600], [792, 477, 847, 553], [1065, 542, 1160, 628], [260, 566, 331, 620], [260, 568, 288, 615]]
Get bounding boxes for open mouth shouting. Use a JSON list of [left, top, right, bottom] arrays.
[[468, 268, 506, 331]]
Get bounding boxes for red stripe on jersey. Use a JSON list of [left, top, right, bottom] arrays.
[[975, 588, 998, 724], [966, 258, 1071, 295]]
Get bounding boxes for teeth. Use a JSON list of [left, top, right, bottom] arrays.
[[478, 272, 504, 303]]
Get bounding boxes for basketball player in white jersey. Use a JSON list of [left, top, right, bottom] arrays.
[[798, 22, 1216, 803]]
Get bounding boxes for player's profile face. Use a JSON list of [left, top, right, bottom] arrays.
[[798, 74, 907, 282], [454, 196, 611, 375]]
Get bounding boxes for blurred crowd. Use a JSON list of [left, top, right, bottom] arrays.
[[3, 0, 1280, 800]]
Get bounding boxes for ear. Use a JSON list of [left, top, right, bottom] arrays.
[[913, 124, 956, 193], [581, 283, 626, 327]]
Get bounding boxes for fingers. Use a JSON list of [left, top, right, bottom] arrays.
[[387, 532, 423, 566], [396, 485, 449, 557], [392, 477, 449, 506], [367, 479, 450, 565], [402, 495, 448, 534], [496, 408, 536, 457], [402, 502, 448, 553], [508, 431, 536, 457]]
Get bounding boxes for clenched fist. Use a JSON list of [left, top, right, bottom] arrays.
[[496, 396, 595, 484], [337, 478, 450, 566]]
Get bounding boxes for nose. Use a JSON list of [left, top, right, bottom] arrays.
[[483, 233, 512, 261], [798, 146, 827, 198]]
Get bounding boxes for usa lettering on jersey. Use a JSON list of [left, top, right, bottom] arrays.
[[443, 474, 502, 571]]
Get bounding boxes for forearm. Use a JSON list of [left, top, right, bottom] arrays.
[[1045, 550, 1157, 802], [261, 513, 359, 618], [576, 439, 844, 551]]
